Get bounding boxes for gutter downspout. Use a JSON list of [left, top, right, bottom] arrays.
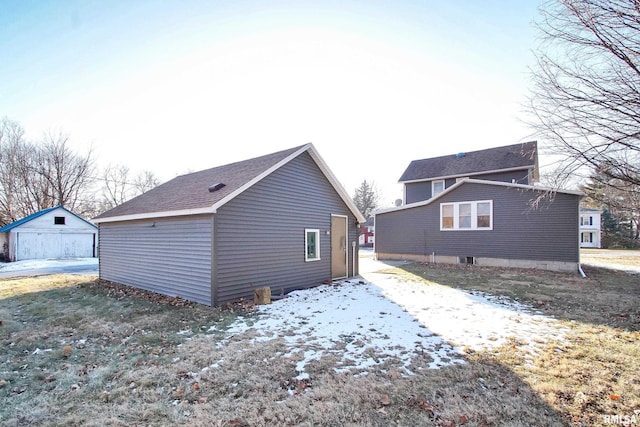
[[578, 264, 587, 278], [352, 241, 356, 277]]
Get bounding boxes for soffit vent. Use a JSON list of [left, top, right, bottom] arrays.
[[208, 183, 226, 192]]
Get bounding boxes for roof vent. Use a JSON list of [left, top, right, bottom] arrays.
[[208, 183, 226, 192], [456, 152, 466, 158]]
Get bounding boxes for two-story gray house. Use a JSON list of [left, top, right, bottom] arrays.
[[400, 141, 539, 204], [375, 142, 582, 272]]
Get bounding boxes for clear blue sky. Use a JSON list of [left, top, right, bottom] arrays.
[[1, 0, 543, 205]]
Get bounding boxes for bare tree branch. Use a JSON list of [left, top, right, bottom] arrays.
[[527, 0, 640, 190]]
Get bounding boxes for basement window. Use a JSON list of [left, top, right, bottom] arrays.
[[459, 256, 476, 265], [305, 229, 320, 261], [54, 216, 66, 225]]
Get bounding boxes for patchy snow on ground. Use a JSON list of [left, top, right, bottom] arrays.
[[209, 271, 566, 378], [0, 258, 98, 272]]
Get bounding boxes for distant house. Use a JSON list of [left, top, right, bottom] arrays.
[[359, 217, 375, 247], [579, 208, 602, 248], [93, 144, 366, 307], [375, 142, 582, 272], [0, 206, 98, 262]]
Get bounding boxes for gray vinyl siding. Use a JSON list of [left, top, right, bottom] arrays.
[[405, 181, 433, 204], [99, 215, 212, 305], [404, 169, 533, 204], [214, 152, 358, 305], [377, 182, 579, 263]]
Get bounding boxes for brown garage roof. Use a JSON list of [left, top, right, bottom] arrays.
[[93, 144, 366, 224], [93, 144, 301, 221], [399, 141, 538, 182]]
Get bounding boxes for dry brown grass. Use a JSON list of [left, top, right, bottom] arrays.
[[580, 248, 640, 268], [1, 266, 639, 426], [399, 263, 640, 426]]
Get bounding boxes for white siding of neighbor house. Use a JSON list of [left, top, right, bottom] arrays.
[[6, 208, 97, 261], [98, 215, 212, 305], [579, 211, 602, 248]]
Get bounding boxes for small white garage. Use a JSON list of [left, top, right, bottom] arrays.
[[0, 206, 98, 262]]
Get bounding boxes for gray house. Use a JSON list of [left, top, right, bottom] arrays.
[[93, 144, 366, 306], [400, 141, 538, 204], [375, 142, 582, 272]]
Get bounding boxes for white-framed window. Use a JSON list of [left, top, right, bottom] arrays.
[[440, 200, 493, 230], [581, 232, 593, 243], [305, 229, 320, 261], [432, 180, 445, 197], [580, 216, 593, 226]]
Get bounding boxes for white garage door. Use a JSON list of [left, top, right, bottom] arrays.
[[16, 232, 95, 261]]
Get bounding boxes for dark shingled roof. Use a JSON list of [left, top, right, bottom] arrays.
[[94, 145, 306, 220], [398, 141, 538, 182]]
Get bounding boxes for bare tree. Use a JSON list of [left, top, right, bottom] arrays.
[[353, 179, 380, 218], [133, 170, 160, 194], [100, 165, 160, 211], [35, 131, 95, 211], [0, 117, 27, 224], [582, 164, 640, 243], [102, 164, 133, 209], [0, 119, 95, 224], [526, 0, 640, 188]]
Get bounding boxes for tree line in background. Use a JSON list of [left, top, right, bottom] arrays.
[[0, 117, 159, 227], [582, 166, 639, 249], [528, 0, 640, 248]]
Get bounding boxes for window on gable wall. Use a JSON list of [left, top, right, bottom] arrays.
[[432, 180, 445, 197], [305, 229, 320, 261], [54, 216, 66, 225], [440, 200, 493, 230]]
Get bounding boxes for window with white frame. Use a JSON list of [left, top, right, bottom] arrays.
[[432, 180, 445, 197], [305, 229, 320, 261], [581, 232, 593, 243], [580, 216, 593, 226], [440, 200, 493, 230]]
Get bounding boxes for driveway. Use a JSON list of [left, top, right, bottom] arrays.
[[0, 258, 99, 279]]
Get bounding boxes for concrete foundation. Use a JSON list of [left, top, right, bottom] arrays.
[[375, 252, 579, 273]]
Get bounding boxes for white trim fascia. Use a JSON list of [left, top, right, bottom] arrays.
[[209, 143, 366, 223], [466, 178, 583, 195], [376, 179, 466, 214], [95, 146, 311, 224], [399, 165, 535, 185], [95, 143, 367, 225], [92, 207, 215, 224], [307, 145, 367, 223], [209, 144, 311, 214], [375, 178, 583, 215]]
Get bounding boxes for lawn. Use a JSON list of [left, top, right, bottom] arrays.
[[580, 249, 640, 270], [0, 263, 638, 426]]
